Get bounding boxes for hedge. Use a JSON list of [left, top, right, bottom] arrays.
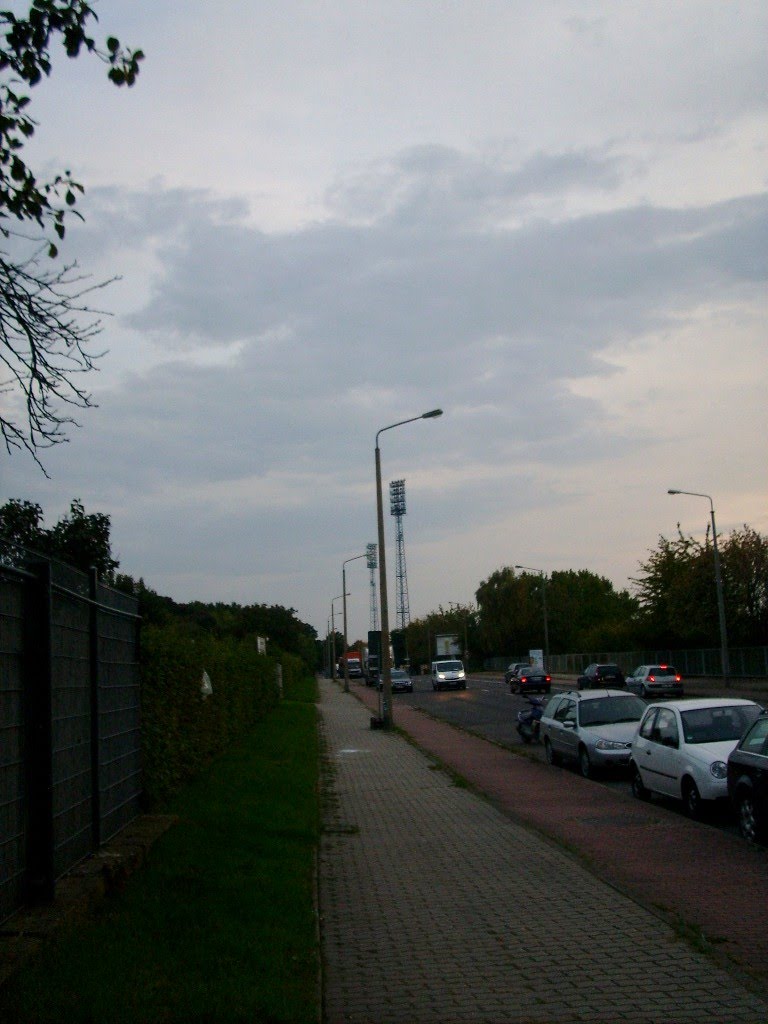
[[140, 623, 283, 806]]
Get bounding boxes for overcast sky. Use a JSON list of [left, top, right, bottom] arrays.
[[2, 1, 766, 644]]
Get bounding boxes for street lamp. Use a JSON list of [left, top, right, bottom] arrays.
[[342, 553, 367, 693], [376, 408, 443, 728], [667, 489, 730, 687], [515, 565, 549, 671], [330, 594, 348, 682]]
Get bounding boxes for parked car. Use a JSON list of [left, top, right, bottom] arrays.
[[625, 664, 684, 698], [540, 689, 647, 778], [504, 662, 531, 685], [509, 667, 551, 694], [727, 711, 768, 843], [576, 663, 625, 689], [431, 659, 467, 691], [630, 698, 762, 817], [378, 668, 413, 693]]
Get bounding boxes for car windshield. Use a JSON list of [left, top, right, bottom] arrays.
[[681, 704, 761, 744], [579, 695, 646, 727], [391, 671, 409, 679], [437, 661, 462, 671], [649, 665, 677, 676]]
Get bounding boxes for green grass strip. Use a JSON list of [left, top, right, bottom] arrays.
[[0, 697, 320, 1024]]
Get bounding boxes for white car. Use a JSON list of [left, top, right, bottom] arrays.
[[625, 664, 684, 698], [630, 698, 762, 817]]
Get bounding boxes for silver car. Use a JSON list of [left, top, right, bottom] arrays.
[[625, 664, 684, 698], [540, 690, 647, 779]]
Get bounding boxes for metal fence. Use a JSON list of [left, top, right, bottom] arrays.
[[0, 549, 141, 924], [485, 647, 768, 678]]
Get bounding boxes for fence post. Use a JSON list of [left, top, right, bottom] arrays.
[[24, 560, 55, 903], [89, 568, 102, 849]]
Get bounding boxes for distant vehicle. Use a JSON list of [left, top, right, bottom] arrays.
[[509, 667, 551, 695], [540, 690, 646, 778], [338, 651, 364, 678], [625, 664, 683, 698], [431, 659, 466, 691], [504, 662, 530, 686], [577, 663, 625, 690], [727, 711, 768, 843], [378, 668, 413, 694], [630, 698, 762, 817]]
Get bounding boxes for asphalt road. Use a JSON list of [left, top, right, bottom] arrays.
[[382, 672, 740, 835]]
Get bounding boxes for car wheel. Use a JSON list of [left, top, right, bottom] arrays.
[[631, 764, 651, 801], [640, 684, 648, 698], [432, 682, 437, 691], [736, 790, 758, 842], [578, 746, 592, 779], [544, 738, 561, 767], [682, 778, 703, 819]]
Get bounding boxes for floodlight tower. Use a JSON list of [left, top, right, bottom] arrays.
[[389, 479, 410, 631], [366, 542, 378, 631]]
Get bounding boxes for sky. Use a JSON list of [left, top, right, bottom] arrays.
[[1, 1, 766, 644]]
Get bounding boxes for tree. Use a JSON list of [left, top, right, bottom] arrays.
[[47, 496, 118, 578], [0, 494, 118, 577], [0, 2, 143, 466], [0, 495, 45, 549], [721, 526, 768, 645], [633, 528, 717, 647]]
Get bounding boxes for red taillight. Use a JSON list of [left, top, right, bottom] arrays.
[[648, 675, 655, 682], [545, 675, 551, 682], [675, 675, 681, 682], [660, 664, 668, 669]]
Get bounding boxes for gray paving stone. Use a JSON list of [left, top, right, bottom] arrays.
[[318, 678, 768, 1024]]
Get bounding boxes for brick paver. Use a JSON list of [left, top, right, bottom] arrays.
[[318, 678, 768, 1024]]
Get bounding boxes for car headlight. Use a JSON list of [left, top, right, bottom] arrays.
[[595, 739, 628, 751], [710, 761, 727, 780]]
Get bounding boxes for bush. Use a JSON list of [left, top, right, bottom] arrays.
[[140, 622, 280, 806]]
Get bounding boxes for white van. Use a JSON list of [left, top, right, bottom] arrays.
[[431, 659, 466, 691]]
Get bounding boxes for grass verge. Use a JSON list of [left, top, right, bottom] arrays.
[[0, 683, 320, 1024]]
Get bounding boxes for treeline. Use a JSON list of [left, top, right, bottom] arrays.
[[0, 497, 318, 665], [404, 524, 768, 667], [1, 498, 318, 805]]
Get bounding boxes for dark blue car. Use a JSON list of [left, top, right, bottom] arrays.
[[727, 711, 768, 843]]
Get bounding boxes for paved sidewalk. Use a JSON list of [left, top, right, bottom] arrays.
[[318, 678, 768, 1024]]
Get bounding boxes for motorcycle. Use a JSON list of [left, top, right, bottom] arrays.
[[516, 694, 545, 744]]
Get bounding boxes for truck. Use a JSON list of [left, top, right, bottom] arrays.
[[338, 650, 363, 679]]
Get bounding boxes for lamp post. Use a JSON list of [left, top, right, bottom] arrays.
[[515, 565, 549, 670], [342, 553, 367, 693], [330, 594, 347, 682], [667, 489, 730, 687], [376, 408, 443, 728]]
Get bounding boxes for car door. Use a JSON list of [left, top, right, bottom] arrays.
[[551, 697, 578, 759], [635, 707, 681, 797]]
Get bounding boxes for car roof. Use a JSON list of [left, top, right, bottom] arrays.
[[645, 697, 760, 711], [555, 689, 629, 701]]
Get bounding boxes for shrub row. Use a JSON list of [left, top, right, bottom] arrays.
[[140, 622, 294, 806]]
